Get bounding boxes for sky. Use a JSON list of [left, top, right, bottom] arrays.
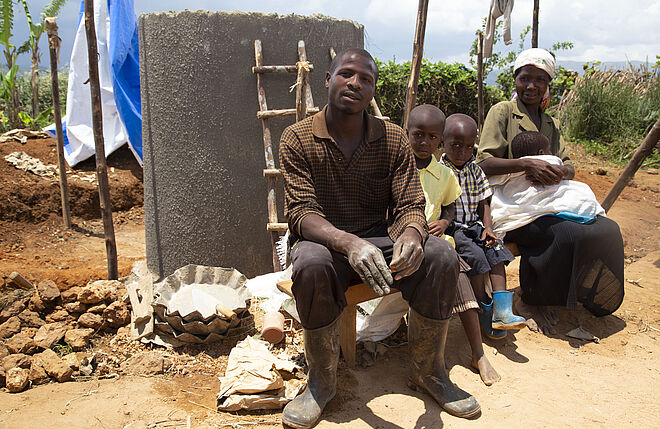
[[13, 0, 660, 73]]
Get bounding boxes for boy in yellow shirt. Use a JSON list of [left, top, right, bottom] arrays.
[[408, 105, 500, 386]]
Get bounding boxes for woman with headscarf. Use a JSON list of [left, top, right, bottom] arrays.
[[476, 48, 624, 334]]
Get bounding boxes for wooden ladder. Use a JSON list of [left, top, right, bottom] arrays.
[[252, 40, 319, 272]]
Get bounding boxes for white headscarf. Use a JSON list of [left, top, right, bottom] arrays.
[[514, 48, 555, 79]]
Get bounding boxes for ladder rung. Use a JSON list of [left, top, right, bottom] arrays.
[[263, 168, 282, 178], [267, 223, 289, 232], [257, 107, 319, 119], [252, 64, 315, 74]]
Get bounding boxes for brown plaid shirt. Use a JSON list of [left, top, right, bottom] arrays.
[[280, 106, 428, 243]]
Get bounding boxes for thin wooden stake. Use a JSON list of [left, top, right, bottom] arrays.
[[403, 0, 429, 130], [295, 42, 309, 123], [477, 31, 484, 133], [45, 18, 71, 229], [532, 0, 539, 48], [84, 0, 118, 280], [601, 117, 660, 212]]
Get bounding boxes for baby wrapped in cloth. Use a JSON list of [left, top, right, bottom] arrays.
[[489, 154, 605, 238]]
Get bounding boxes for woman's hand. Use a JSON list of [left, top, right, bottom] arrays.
[[481, 227, 498, 248], [428, 219, 450, 237], [522, 158, 565, 186]]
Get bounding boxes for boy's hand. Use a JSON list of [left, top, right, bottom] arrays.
[[481, 227, 498, 248], [428, 219, 449, 237]]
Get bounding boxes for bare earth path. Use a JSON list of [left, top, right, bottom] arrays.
[[1, 140, 658, 428]]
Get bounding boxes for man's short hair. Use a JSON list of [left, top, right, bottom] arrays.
[[329, 48, 379, 81], [511, 131, 551, 158]]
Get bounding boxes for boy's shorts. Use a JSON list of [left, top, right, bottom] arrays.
[[450, 222, 515, 277]]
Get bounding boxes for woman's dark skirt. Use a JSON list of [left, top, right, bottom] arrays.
[[505, 215, 624, 316]]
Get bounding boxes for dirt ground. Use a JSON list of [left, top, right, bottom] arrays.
[[1, 137, 659, 428]]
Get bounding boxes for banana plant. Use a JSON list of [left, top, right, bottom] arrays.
[[0, 0, 23, 129], [20, 0, 68, 124]]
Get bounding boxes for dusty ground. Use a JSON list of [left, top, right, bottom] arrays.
[[0, 137, 659, 428]]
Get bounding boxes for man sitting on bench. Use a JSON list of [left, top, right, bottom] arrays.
[[279, 48, 480, 429]]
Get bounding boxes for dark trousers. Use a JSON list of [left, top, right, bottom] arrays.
[[290, 235, 458, 329]]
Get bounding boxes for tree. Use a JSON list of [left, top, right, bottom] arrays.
[[19, 0, 67, 121]]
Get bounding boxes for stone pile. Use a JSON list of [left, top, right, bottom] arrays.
[[0, 273, 131, 392]]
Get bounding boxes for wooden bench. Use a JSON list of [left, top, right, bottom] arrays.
[[276, 280, 398, 368]]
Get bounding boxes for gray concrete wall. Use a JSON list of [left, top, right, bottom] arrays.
[[140, 11, 364, 279]]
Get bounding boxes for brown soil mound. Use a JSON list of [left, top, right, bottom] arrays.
[[0, 138, 143, 223]]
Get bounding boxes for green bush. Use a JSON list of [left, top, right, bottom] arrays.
[[18, 69, 68, 118], [375, 59, 504, 127], [560, 70, 660, 166], [561, 79, 640, 143]]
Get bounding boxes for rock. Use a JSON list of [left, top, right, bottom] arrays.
[[103, 302, 130, 328], [87, 303, 107, 314], [28, 359, 49, 385], [8, 272, 34, 291], [62, 353, 81, 371], [0, 316, 21, 339], [0, 344, 9, 360], [1, 353, 32, 371], [36, 279, 61, 303], [65, 328, 94, 351], [18, 310, 45, 328], [36, 349, 73, 382], [78, 280, 121, 304], [21, 327, 38, 338], [78, 313, 103, 329], [6, 332, 38, 355], [120, 351, 169, 375], [6, 367, 29, 392], [0, 290, 30, 323], [27, 294, 47, 313], [33, 322, 68, 349], [60, 287, 81, 303], [46, 309, 71, 323], [64, 301, 87, 314]]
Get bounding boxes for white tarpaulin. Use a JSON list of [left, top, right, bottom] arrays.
[[46, 0, 142, 167]]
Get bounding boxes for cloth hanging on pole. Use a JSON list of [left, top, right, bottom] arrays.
[[45, 0, 142, 167], [483, 0, 515, 59]]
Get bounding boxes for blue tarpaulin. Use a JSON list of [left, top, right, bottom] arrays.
[[45, 0, 142, 166]]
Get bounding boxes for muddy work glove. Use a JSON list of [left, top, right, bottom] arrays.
[[346, 240, 393, 295]]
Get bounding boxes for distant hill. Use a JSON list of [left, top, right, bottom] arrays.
[[485, 60, 651, 85]]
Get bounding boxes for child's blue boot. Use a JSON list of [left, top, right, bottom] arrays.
[[491, 290, 527, 330], [478, 298, 506, 340]]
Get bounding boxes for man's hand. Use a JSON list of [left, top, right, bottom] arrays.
[[481, 227, 498, 248], [428, 220, 449, 237], [523, 158, 564, 186], [346, 238, 393, 296], [389, 227, 424, 281]]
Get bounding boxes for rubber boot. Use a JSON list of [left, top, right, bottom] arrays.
[[478, 298, 506, 340], [491, 290, 527, 330], [407, 309, 481, 419], [282, 317, 340, 429]]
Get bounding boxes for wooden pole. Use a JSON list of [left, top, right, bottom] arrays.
[[84, 0, 118, 280], [532, 0, 539, 48], [477, 31, 484, 133], [295, 42, 309, 123], [403, 0, 429, 130], [601, 117, 660, 212], [45, 18, 71, 229]]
